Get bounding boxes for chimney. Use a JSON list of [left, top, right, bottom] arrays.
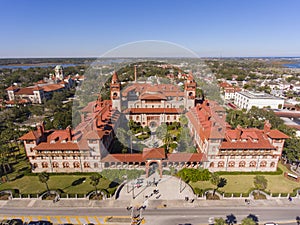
[[66, 126, 72, 141], [264, 120, 271, 133], [81, 114, 85, 123], [134, 65, 137, 82], [37, 124, 44, 136], [236, 125, 242, 140]]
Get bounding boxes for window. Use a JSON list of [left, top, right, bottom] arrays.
[[63, 162, 69, 168], [239, 161, 246, 167], [42, 162, 48, 168], [73, 162, 80, 168], [218, 161, 224, 168], [84, 162, 90, 168], [52, 162, 59, 168], [228, 161, 235, 167], [260, 161, 267, 167], [94, 163, 98, 168], [249, 161, 256, 167], [33, 163, 38, 168], [209, 162, 214, 167], [270, 162, 275, 167]]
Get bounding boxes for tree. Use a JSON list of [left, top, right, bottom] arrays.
[[38, 172, 50, 193], [155, 123, 167, 138], [210, 173, 220, 195], [90, 173, 102, 194], [253, 175, 268, 191], [210, 173, 227, 195], [215, 218, 226, 225], [179, 115, 188, 127], [241, 218, 256, 225], [162, 131, 172, 152]]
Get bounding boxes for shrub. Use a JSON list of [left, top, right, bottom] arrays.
[[215, 167, 282, 175]]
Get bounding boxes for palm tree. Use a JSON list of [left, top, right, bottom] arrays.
[[241, 218, 256, 225], [162, 132, 172, 152], [214, 218, 226, 225], [38, 172, 50, 193], [90, 173, 102, 194], [253, 175, 267, 197], [210, 173, 220, 196]]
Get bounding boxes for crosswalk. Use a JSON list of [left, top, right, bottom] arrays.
[[0, 215, 122, 225]]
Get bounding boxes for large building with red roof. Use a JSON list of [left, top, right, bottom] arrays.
[[20, 69, 289, 174], [186, 99, 289, 172], [5, 65, 78, 105]]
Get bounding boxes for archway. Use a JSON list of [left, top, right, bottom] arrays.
[[145, 160, 162, 178], [149, 121, 157, 128]]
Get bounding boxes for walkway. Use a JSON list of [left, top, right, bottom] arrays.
[[116, 173, 195, 205]]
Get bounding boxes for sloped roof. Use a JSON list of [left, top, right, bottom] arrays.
[[142, 148, 165, 159]]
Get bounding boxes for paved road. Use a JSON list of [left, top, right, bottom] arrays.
[[0, 206, 299, 225]]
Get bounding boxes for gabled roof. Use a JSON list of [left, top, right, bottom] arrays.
[[19, 130, 42, 140], [6, 85, 19, 91], [142, 148, 165, 159], [267, 130, 289, 139]]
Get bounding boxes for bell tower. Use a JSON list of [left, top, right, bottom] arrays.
[[184, 72, 196, 110], [110, 71, 121, 111]]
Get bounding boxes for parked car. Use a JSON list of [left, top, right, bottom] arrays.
[[0, 219, 23, 225], [28, 221, 52, 225]]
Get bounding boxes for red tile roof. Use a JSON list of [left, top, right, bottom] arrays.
[[139, 93, 167, 100], [124, 108, 183, 114], [19, 130, 42, 140], [5, 85, 19, 91], [34, 141, 89, 151], [166, 153, 206, 162], [15, 87, 34, 95], [101, 154, 143, 162], [142, 148, 165, 159], [42, 84, 64, 92], [267, 130, 289, 139]]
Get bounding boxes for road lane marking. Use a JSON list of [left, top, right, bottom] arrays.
[[66, 216, 72, 224], [75, 216, 81, 224], [55, 216, 62, 224], [93, 216, 101, 225]]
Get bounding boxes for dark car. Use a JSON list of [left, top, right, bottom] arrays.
[[28, 221, 52, 225], [0, 219, 23, 225]]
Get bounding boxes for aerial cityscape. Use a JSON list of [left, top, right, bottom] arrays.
[[0, 1, 300, 225]]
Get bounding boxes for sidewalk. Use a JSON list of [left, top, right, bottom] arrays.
[[0, 197, 299, 209]]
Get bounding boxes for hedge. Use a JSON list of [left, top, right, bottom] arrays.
[[215, 167, 283, 176]]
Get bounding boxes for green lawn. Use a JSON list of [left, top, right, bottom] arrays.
[[191, 163, 300, 194], [0, 174, 112, 195]]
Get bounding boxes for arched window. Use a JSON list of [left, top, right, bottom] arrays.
[[209, 162, 214, 168], [33, 163, 38, 168], [52, 162, 59, 168], [239, 161, 246, 167], [218, 161, 224, 167], [260, 161, 267, 167], [94, 163, 98, 168], [73, 162, 80, 168], [228, 161, 235, 167], [167, 116, 170, 120], [63, 162, 69, 168], [42, 162, 48, 168], [84, 162, 90, 168], [270, 162, 275, 167], [249, 161, 256, 167]]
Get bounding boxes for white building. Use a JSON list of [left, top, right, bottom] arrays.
[[234, 91, 284, 111]]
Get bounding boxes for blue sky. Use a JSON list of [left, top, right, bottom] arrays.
[[1, 0, 300, 57]]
